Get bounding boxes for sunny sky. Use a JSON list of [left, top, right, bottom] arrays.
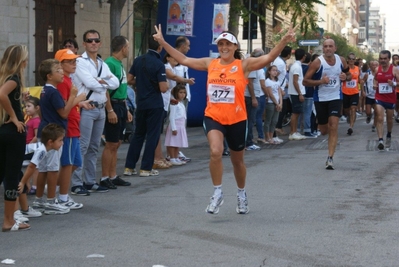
[[371, 0, 399, 49]]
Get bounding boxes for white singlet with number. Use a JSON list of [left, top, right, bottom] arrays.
[[315, 54, 343, 101], [325, 76, 339, 88], [378, 83, 393, 94], [345, 80, 357, 88], [208, 84, 235, 103]]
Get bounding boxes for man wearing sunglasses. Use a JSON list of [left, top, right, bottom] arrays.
[[71, 29, 119, 195], [342, 52, 361, 136], [373, 50, 399, 151]]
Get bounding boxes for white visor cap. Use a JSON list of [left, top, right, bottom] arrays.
[[215, 32, 238, 45]]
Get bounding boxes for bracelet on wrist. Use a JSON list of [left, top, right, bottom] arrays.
[[108, 109, 114, 113]]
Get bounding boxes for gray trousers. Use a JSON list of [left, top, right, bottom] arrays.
[[71, 107, 105, 187]]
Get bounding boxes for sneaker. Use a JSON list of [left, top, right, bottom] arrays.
[[123, 168, 137, 176], [178, 151, 191, 162], [378, 140, 384, 151], [340, 116, 347, 122], [385, 137, 392, 148], [170, 158, 183, 166], [100, 178, 117, 189], [371, 125, 376, 132], [356, 111, 362, 117], [205, 193, 224, 214], [245, 144, 261, 151], [58, 197, 83, 210], [395, 115, 399, 123], [273, 137, 284, 143], [111, 176, 131, 186], [139, 169, 159, 177], [347, 128, 353, 135], [32, 198, 47, 212], [236, 193, 249, 214], [83, 183, 109, 193], [20, 206, 42, 218], [22, 160, 30, 167], [366, 116, 371, 124], [14, 211, 29, 223], [304, 132, 317, 138], [289, 132, 305, 141], [71, 185, 90, 196], [44, 199, 70, 215], [325, 157, 334, 170]]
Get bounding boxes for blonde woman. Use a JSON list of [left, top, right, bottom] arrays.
[[0, 45, 30, 232]]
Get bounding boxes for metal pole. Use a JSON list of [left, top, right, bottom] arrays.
[[247, 0, 252, 54]]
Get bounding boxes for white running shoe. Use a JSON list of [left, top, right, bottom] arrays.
[[170, 158, 183, 166], [20, 206, 42, 217], [205, 194, 224, 214], [245, 144, 261, 151], [44, 199, 70, 215], [58, 196, 83, 210], [236, 193, 249, 214], [289, 132, 305, 140], [273, 137, 284, 144]]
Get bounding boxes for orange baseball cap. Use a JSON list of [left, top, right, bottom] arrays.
[[55, 49, 79, 61]]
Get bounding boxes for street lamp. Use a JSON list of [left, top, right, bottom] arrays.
[[341, 22, 358, 45]]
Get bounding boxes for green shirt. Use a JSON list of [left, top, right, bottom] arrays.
[[104, 56, 127, 99]]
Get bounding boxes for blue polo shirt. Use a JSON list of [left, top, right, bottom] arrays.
[[129, 49, 166, 110], [38, 84, 67, 138]]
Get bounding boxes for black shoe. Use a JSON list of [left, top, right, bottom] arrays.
[[222, 151, 230, 156], [347, 128, 353, 135], [366, 116, 371, 124], [100, 178, 117, 189], [111, 176, 131, 186]]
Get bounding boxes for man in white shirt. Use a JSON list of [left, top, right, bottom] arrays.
[[173, 36, 194, 161], [288, 49, 307, 140], [274, 46, 291, 135], [71, 29, 119, 195]]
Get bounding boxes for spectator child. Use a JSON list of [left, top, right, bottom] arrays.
[[16, 124, 65, 225], [164, 84, 188, 166], [55, 48, 91, 206], [24, 96, 40, 195], [264, 65, 283, 143], [33, 59, 85, 215]]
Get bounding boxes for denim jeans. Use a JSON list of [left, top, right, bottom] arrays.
[[255, 95, 266, 139], [245, 96, 259, 146], [302, 97, 314, 133]]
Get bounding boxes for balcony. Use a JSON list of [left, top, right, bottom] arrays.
[[359, 5, 366, 12]]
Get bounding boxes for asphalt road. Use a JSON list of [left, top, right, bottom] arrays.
[[1, 115, 399, 267]]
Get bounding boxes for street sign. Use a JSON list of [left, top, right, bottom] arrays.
[[298, 39, 320, 46]]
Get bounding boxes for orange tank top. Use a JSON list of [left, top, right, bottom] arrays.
[[205, 59, 247, 125], [342, 66, 360, 95]]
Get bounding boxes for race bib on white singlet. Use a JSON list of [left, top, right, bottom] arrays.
[[378, 83, 393, 94], [345, 80, 357, 88], [208, 84, 235, 103], [325, 76, 339, 88]]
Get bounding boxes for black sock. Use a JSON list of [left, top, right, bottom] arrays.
[[387, 132, 391, 138]]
